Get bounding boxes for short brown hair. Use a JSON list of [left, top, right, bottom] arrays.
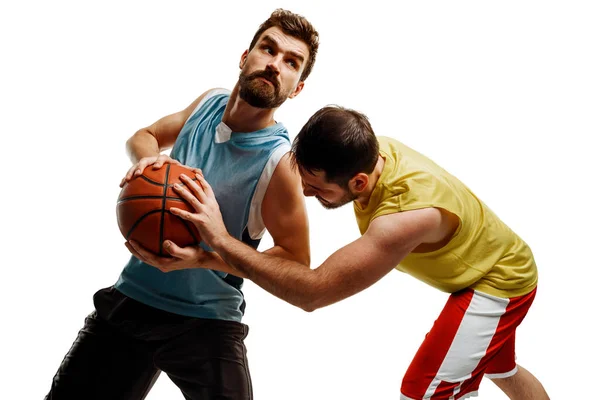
[[292, 106, 380, 186], [249, 9, 319, 82]]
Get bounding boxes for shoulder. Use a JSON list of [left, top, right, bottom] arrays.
[[195, 87, 231, 108], [205, 87, 231, 99], [267, 152, 298, 189], [262, 152, 303, 214], [178, 88, 231, 126]]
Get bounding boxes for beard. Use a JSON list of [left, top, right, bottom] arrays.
[[238, 68, 288, 109], [316, 191, 357, 210]]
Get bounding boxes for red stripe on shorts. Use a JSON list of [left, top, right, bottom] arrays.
[[401, 290, 475, 397]]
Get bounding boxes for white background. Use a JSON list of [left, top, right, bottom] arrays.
[[1, 1, 598, 399]]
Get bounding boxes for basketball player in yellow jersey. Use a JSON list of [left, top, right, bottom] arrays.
[[129, 106, 550, 399]]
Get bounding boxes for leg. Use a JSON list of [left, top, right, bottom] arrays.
[[155, 318, 253, 400], [401, 289, 536, 399], [45, 311, 160, 400], [45, 287, 162, 400], [401, 289, 486, 399], [490, 364, 550, 400]]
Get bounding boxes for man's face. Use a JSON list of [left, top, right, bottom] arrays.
[[238, 27, 308, 109], [299, 168, 357, 209]]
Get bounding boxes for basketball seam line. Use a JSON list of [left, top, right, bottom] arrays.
[[137, 174, 199, 187], [139, 174, 168, 186], [118, 168, 200, 253], [158, 165, 170, 256], [125, 209, 163, 239], [117, 195, 189, 204]]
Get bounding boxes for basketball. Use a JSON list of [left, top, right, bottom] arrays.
[[117, 163, 201, 256]]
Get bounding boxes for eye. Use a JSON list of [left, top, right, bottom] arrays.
[[262, 45, 273, 54], [286, 59, 298, 69]]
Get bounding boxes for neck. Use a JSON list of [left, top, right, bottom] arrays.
[[355, 155, 385, 208], [221, 84, 278, 133]]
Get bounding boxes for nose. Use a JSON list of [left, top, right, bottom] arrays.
[[302, 186, 316, 197], [266, 55, 283, 75]]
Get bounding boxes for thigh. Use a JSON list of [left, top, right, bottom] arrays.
[[155, 319, 253, 400], [401, 288, 536, 399], [484, 332, 517, 378], [45, 311, 160, 400], [484, 288, 537, 379]]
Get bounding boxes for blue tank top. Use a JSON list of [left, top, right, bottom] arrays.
[[114, 89, 291, 321]]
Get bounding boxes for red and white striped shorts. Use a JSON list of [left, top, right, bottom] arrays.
[[400, 287, 536, 399]]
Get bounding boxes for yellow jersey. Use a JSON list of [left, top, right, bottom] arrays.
[[354, 137, 537, 298]]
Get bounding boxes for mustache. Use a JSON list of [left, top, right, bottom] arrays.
[[246, 69, 280, 90]]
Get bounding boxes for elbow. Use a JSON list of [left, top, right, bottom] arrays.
[[298, 292, 326, 313], [126, 128, 147, 146], [296, 273, 333, 312], [126, 129, 159, 157], [125, 135, 134, 156], [124, 131, 145, 161], [300, 303, 317, 313]]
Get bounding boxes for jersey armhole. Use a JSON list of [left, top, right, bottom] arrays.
[[246, 145, 291, 240], [183, 88, 230, 125]]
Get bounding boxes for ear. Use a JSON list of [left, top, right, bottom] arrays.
[[288, 80, 305, 99], [349, 173, 369, 193], [239, 50, 249, 70]]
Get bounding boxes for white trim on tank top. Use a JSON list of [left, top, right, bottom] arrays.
[[184, 87, 289, 240], [246, 144, 291, 240], [184, 87, 230, 126]]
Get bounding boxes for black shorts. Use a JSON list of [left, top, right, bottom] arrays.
[[45, 287, 253, 400]]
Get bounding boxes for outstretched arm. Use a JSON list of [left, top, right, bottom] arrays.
[[170, 173, 449, 311]]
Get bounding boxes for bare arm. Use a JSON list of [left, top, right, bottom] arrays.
[[119, 89, 213, 187], [260, 152, 310, 265], [225, 152, 311, 294], [126, 89, 211, 162], [211, 207, 444, 311], [172, 172, 452, 311], [126, 152, 311, 276]]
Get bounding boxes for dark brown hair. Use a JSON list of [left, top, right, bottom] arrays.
[[292, 106, 380, 186], [249, 9, 319, 82]]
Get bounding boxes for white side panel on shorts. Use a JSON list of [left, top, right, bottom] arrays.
[[424, 291, 509, 398]]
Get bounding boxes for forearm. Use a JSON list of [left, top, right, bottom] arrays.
[[126, 129, 161, 163], [213, 236, 322, 311], [199, 249, 250, 279]]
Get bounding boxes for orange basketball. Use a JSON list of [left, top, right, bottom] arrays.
[[117, 163, 201, 256]]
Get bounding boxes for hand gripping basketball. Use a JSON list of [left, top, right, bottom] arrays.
[[117, 163, 202, 256]]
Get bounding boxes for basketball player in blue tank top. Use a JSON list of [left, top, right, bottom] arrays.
[[45, 9, 319, 400]]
